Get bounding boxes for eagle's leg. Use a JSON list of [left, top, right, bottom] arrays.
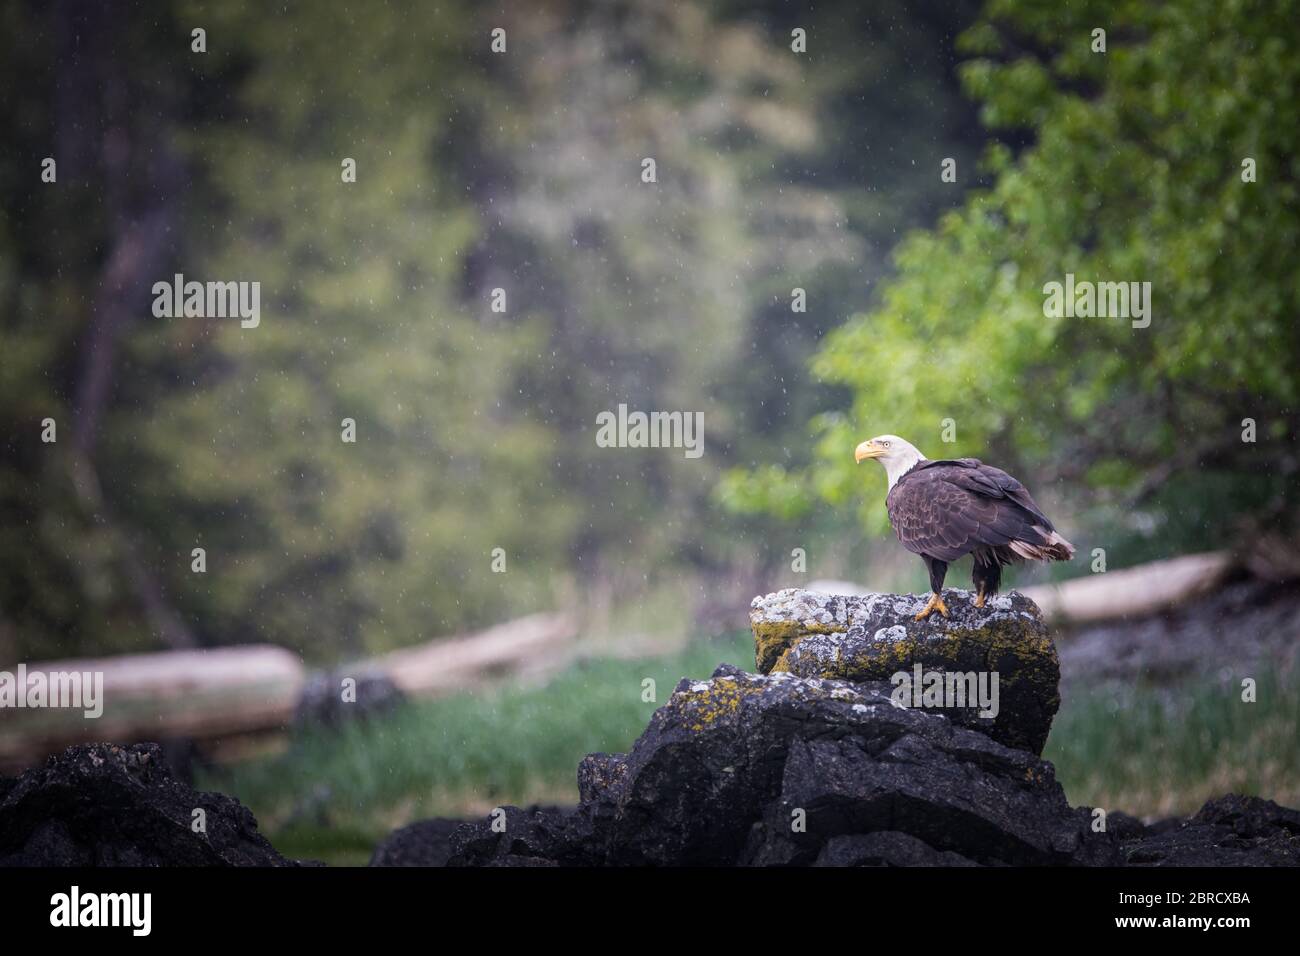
[[970, 553, 1001, 610], [916, 558, 949, 621]]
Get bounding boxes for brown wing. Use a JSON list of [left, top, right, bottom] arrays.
[[936, 458, 1056, 529], [885, 459, 1056, 562]]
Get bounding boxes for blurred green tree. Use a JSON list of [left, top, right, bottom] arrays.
[[122, 1, 569, 659], [4, 0, 981, 661], [720, 0, 1300, 563]]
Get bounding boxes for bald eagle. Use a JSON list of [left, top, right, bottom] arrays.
[[855, 435, 1075, 620]]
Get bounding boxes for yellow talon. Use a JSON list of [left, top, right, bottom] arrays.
[[974, 588, 986, 609], [914, 592, 949, 621]]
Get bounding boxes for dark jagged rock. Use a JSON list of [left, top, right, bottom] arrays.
[[448, 805, 594, 866], [373, 805, 578, 866], [370, 817, 467, 867], [1121, 795, 1300, 866], [0, 742, 296, 867], [448, 664, 1117, 867], [1103, 810, 1151, 842], [749, 588, 1060, 754], [813, 832, 981, 867]]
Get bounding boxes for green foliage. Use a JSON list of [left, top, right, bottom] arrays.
[[725, 0, 1300, 550]]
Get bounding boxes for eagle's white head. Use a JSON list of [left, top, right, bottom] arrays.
[[854, 434, 927, 490]]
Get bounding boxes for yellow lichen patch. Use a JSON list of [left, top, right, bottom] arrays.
[[677, 677, 766, 733], [822, 621, 1053, 682], [793, 633, 928, 681], [752, 620, 841, 673], [983, 623, 1056, 666]]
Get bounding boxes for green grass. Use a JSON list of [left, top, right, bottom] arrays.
[[1045, 669, 1300, 819], [203, 634, 1300, 865]]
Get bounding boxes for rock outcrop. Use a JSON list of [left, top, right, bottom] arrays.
[[445, 663, 1116, 866], [0, 742, 296, 866], [750, 587, 1060, 754], [410, 587, 1300, 867], [1120, 794, 1300, 866]]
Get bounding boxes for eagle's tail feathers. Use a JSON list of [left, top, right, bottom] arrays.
[[1010, 527, 1075, 562]]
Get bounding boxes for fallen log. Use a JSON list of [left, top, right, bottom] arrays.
[[0, 612, 580, 772], [369, 612, 578, 696], [1018, 551, 1233, 624], [0, 645, 305, 771]]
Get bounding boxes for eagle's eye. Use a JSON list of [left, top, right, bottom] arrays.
[[882, 440, 891, 447]]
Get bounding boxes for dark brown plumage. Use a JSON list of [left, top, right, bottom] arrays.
[[856, 435, 1075, 619]]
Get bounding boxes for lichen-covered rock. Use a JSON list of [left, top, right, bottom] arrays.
[[749, 587, 1060, 754], [448, 664, 1116, 867], [0, 743, 296, 866]]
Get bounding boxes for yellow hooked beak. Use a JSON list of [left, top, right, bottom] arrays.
[[855, 440, 884, 463]]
